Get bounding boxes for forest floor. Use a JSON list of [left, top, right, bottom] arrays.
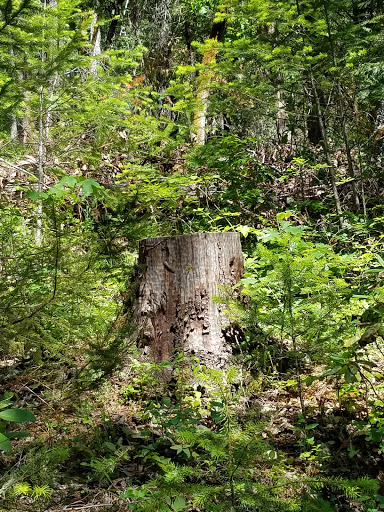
[[1, 351, 384, 512]]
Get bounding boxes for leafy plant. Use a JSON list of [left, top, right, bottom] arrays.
[[0, 393, 35, 453], [10, 482, 52, 501]]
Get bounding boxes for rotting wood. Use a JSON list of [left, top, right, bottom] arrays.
[[133, 232, 244, 368]]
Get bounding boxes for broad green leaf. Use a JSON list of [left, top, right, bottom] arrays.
[[305, 423, 319, 430], [0, 409, 36, 422], [0, 433, 11, 452], [258, 228, 280, 242], [345, 369, 353, 384], [276, 211, 292, 221], [60, 176, 77, 188], [27, 190, 40, 201], [0, 400, 13, 410], [173, 496, 186, 511], [236, 225, 253, 238], [211, 410, 222, 421], [79, 179, 101, 196], [6, 431, 30, 439], [104, 441, 116, 451]]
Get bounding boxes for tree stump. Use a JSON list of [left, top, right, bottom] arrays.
[[134, 232, 243, 368]]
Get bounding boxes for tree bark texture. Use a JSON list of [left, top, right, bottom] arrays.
[[134, 232, 243, 368]]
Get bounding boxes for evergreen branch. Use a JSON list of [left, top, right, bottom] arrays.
[[0, 0, 33, 33]]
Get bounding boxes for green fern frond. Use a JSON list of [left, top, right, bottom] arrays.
[[303, 475, 378, 500], [352, 477, 379, 494], [301, 497, 336, 512], [163, 464, 198, 484], [31, 485, 52, 501], [198, 438, 228, 459], [175, 429, 198, 445], [192, 485, 223, 507], [10, 482, 32, 497]]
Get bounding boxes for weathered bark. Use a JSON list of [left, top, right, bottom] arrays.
[[192, 16, 227, 145], [134, 232, 243, 368], [90, 13, 101, 77], [10, 114, 18, 140], [276, 88, 289, 142]]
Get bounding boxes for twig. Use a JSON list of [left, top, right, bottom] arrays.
[[63, 504, 115, 510], [0, 157, 38, 181], [21, 384, 49, 405]]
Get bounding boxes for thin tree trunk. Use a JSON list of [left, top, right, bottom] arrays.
[[276, 88, 289, 142], [119, 0, 130, 37], [90, 13, 101, 76], [46, 1, 58, 140], [354, 91, 367, 216], [9, 47, 18, 140], [193, 74, 212, 145], [36, 0, 47, 246], [296, 0, 342, 223], [307, 84, 322, 145], [10, 115, 18, 140], [22, 89, 31, 146], [134, 232, 243, 368], [323, 2, 360, 210], [192, 17, 226, 145], [46, 73, 58, 141], [35, 85, 45, 246], [310, 72, 343, 225]]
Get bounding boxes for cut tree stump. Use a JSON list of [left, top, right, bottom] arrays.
[[134, 232, 243, 368]]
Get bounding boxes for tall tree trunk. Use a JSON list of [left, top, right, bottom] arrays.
[[105, 1, 123, 48], [134, 232, 243, 368], [119, 0, 130, 37]]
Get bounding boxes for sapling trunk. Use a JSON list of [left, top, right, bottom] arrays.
[[310, 72, 343, 227], [35, 87, 45, 246], [35, 0, 47, 246], [323, 2, 360, 210]]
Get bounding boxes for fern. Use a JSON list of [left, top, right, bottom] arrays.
[[162, 464, 199, 484], [10, 482, 32, 497], [31, 485, 52, 501], [302, 497, 336, 512]]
